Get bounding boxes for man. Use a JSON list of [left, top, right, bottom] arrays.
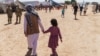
[[15, 5, 22, 24], [24, 5, 44, 56], [73, 2, 78, 20], [6, 5, 13, 24]]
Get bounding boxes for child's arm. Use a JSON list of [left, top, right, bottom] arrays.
[[43, 27, 51, 33], [58, 28, 62, 42]]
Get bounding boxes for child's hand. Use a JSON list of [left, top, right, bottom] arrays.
[[60, 39, 63, 43]]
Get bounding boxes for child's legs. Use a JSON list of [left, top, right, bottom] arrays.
[[51, 48, 57, 55]]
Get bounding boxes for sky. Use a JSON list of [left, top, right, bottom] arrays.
[[0, 0, 100, 3], [17, 0, 100, 3]]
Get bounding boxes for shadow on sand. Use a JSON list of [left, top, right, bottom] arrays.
[[4, 23, 10, 26]]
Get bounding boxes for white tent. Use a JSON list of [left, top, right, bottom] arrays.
[[3, 0, 14, 4], [41, 2, 50, 6]]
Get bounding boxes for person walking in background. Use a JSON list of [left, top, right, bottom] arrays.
[[61, 7, 65, 18], [84, 4, 88, 16], [6, 5, 13, 24], [98, 4, 100, 12], [79, 3, 84, 16], [92, 4, 96, 14], [73, 2, 78, 20], [45, 6, 48, 13], [24, 5, 44, 56], [15, 5, 22, 24], [65, 3, 67, 9], [42, 19, 62, 56], [95, 3, 99, 13], [49, 5, 52, 12]]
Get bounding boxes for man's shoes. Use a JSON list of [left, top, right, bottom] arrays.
[[25, 48, 32, 56]]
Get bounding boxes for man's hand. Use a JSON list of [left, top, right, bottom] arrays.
[[24, 32, 28, 37]]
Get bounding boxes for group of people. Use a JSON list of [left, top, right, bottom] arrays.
[[24, 5, 62, 56], [5, 2, 100, 56], [6, 5, 22, 24], [92, 3, 100, 14], [73, 2, 100, 20], [24, 2, 100, 56], [61, 2, 89, 20], [61, 2, 100, 20]]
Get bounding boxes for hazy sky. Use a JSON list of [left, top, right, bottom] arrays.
[[0, 0, 98, 3], [0, 0, 99, 2], [18, 0, 100, 3]]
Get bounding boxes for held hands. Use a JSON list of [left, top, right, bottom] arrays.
[[42, 29, 44, 33]]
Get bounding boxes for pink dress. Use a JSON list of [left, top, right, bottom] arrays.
[[44, 26, 62, 48]]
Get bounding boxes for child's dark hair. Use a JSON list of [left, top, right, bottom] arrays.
[[51, 19, 58, 26]]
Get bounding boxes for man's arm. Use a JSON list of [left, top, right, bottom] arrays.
[[24, 14, 28, 37], [38, 19, 44, 32]]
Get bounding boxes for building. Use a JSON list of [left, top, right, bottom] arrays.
[[0, 0, 14, 13], [22, 1, 40, 7], [2, 0, 14, 4]]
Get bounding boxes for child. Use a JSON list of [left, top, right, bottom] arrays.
[[43, 19, 62, 56], [61, 7, 65, 18]]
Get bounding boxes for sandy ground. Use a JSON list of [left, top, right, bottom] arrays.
[[0, 5, 100, 56]]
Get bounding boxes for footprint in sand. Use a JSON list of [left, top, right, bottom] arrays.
[[0, 27, 11, 32]]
